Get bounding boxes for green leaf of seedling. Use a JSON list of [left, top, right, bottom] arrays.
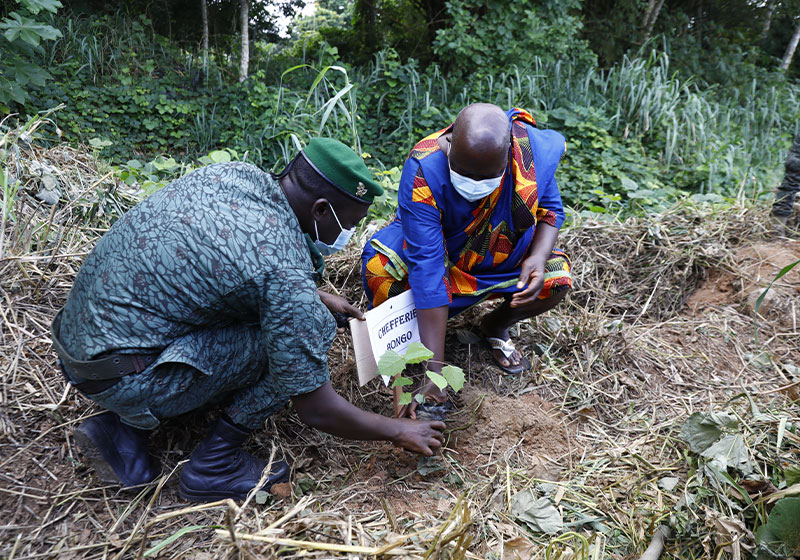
[[397, 392, 412, 406], [377, 350, 405, 377], [404, 341, 434, 364], [426, 371, 448, 391], [414, 393, 424, 404], [391, 376, 413, 388], [441, 365, 465, 392]]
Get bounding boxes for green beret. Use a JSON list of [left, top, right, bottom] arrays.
[[302, 138, 383, 203]]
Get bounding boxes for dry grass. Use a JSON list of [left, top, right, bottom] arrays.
[[2, 121, 799, 559]]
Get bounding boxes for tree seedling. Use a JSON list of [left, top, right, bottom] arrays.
[[375, 341, 465, 407]]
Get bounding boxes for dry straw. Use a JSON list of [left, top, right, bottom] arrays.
[[1, 119, 798, 559]]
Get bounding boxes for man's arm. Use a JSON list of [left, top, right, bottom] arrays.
[[318, 289, 365, 330], [394, 160, 453, 416], [317, 289, 365, 320], [291, 381, 445, 456], [513, 128, 567, 306], [511, 222, 559, 307]]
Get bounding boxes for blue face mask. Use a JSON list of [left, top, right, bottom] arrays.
[[314, 202, 355, 256], [448, 159, 504, 202]]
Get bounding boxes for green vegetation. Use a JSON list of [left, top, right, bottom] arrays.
[[678, 406, 800, 559], [1, 2, 799, 558], [0, 1, 794, 219], [0, 0, 63, 108]]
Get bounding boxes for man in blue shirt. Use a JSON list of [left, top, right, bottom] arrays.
[[52, 139, 445, 502], [362, 104, 572, 418]]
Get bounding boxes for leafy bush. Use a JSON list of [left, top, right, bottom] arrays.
[[432, 0, 595, 77], [16, 10, 800, 218], [0, 0, 63, 110], [542, 104, 678, 216]]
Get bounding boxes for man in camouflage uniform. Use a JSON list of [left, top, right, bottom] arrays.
[[773, 132, 800, 229], [52, 139, 445, 502]]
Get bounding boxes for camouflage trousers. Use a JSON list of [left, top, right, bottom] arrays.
[[62, 324, 292, 431], [773, 132, 800, 218]]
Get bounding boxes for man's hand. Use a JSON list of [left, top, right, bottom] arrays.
[[318, 289, 365, 322], [391, 418, 446, 456], [292, 382, 444, 455], [510, 255, 546, 308]]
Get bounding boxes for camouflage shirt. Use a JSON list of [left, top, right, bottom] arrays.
[[58, 162, 335, 400]]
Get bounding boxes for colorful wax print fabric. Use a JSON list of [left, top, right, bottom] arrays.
[[362, 108, 571, 315]]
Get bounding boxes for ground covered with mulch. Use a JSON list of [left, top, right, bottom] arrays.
[[2, 124, 799, 559]]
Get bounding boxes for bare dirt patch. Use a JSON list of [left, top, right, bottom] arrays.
[[688, 239, 800, 329], [448, 387, 570, 478], [686, 268, 739, 312]]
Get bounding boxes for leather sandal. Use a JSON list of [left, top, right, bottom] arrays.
[[486, 336, 531, 375]]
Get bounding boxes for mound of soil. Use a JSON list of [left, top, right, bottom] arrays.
[[688, 239, 800, 324], [449, 387, 571, 477], [324, 387, 572, 515]]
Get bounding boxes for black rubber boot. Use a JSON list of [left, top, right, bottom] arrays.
[[73, 411, 159, 487], [178, 415, 290, 502]]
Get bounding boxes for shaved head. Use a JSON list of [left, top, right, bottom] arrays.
[[449, 103, 510, 179]]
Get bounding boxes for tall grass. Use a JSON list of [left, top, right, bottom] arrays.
[[44, 11, 225, 85], [33, 10, 800, 200], [228, 52, 365, 169], [350, 48, 799, 196]]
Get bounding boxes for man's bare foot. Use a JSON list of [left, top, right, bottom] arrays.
[[480, 315, 530, 374]]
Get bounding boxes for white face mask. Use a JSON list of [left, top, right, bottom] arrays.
[[314, 202, 355, 256], [448, 160, 504, 202]]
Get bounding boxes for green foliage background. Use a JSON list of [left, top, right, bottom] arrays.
[[3, 0, 800, 220], [0, 0, 63, 108]]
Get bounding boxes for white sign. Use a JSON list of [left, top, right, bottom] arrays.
[[349, 290, 420, 386], [366, 289, 420, 359]]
